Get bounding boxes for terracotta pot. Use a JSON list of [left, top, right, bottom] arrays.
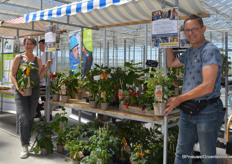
[[52, 94, 60, 101], [101, 102, 109, 110], [72, 160, 80, 164], [61, 95, 69, 103], [40, 148, 48, 155], [153, 103, 166, 116], [89, 101, 97, 108], [57, 144, 64, 153], [23, 87, 32, 96]]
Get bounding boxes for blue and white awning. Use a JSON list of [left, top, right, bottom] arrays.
[[24, 0, 135, 23], [24, 0, 209, 28]]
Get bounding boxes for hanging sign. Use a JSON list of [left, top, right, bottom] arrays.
[[45, 25, 56, 52], [151, 8, 179, 48], [3, 38, 14, 53]]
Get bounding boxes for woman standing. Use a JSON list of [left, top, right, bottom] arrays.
[[10, 37, 52, 159]]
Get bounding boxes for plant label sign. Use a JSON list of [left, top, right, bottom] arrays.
[[97, 159, 102, 164], [155, 85, 163, 102], [61, 85, 66, 95], [118, 89, 123, 99]]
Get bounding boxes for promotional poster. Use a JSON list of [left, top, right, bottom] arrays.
[[152, 8, 179, 48], [69, 29, 93, 74]]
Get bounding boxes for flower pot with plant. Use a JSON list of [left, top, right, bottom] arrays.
[[31, 118, 54, 155], [51, 107, 68, 153], [17, 61, 39, 96], [82, 66, 100, 107], [82, 124, 121, 164], [65, 138, 87, 163], [98, 78, 114, 110], [49, 72, 63, 101], [147, 69, 175, 116], [58, 73, 73, 103]]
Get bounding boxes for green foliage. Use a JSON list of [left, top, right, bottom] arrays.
[[51, 107, 68, 145], [65, 138, 87, 161], [147, 69, 175, 103], [221, 53, 232, 77], [49, 72, 63, 94], [82, 124, 121, 164], [31, 119, 54, 154], [17, 61, 39, 89]]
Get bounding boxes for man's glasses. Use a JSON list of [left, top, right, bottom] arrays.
[[184, 27, 201, 34]]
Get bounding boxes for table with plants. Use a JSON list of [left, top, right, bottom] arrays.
[[45, 61, 183, 164]]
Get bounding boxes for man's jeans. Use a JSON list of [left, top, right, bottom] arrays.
[[174, 99, 225, 164]]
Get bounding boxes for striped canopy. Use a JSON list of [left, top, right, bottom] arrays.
[[24, 0, 209, 28]]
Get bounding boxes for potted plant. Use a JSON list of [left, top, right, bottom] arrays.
[[16, 61, 39, 96], [82, 124, 121, 164], [58, 73, 73, 103], [31, 118, 54, 155], [49, 72, 62, 101], [82, 66, 100, 108], [65, 139, 87, 164], [51, 107, 68, 153], [147, 69, 175, 116]]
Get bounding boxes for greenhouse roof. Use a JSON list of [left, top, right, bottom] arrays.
[[0, 0, 231, 47]]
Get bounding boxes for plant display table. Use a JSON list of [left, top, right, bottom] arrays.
[[49, 99, 180, 164], [0, 89, 19, 134]]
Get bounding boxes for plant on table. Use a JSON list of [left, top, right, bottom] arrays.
[[82, 65, 100, 101], [49, 72, 62, 95], [17, 61, 39, 90], [146, 69, 175, 104]]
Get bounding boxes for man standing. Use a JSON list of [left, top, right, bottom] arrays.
[[164, 15, 224, 164], [37, 39, 56, 120]]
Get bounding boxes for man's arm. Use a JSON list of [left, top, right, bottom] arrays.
[[163, 64, 218, 115], [167, 48, 184, 68]]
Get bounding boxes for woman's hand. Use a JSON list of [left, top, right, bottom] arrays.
[[17, 87, 25, 96]]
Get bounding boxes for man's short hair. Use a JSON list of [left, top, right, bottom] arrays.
[[38, 39, 45, 44], [184, 14, 204, 27]]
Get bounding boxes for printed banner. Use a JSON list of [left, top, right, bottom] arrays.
[[69, 29, 93, 74], [45, 25, 56, 52], [152, 8, 179, 48], [3, 38, 14, 53], [180, 25, 192, 48]]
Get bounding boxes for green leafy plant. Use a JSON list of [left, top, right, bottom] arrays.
[[17, 61, 39, 89], [82, 65, 100, 101], [82, 124, 121, 164], [31, 119, 54, 154], [51, 107, 68, 145], [49, 72, 62, 94], [147, 69, 175, 103], [65, 138, 87, 161]]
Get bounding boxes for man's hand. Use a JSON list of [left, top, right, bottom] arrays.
[[163, 96, 182, 115]]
